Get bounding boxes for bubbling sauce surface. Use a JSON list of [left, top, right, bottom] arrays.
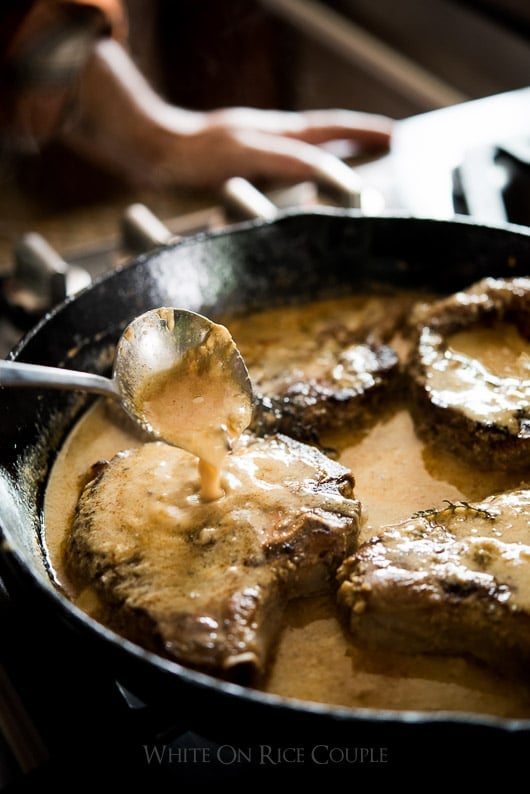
[[43, 294, 530, 718]]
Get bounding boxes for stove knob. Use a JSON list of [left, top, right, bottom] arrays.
[[121, 204, 178, 253]]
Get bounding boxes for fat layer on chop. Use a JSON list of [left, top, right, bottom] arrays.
[[65, 433, 360, 681], [337, 489, 530, 678]]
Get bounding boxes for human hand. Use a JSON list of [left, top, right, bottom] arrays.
[[152, 105, 392, 191], [63, 39, 392, 191]]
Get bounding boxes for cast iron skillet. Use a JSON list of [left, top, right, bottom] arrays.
[[1, 209, 530, 772]]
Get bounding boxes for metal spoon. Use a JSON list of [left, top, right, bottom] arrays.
[[0, 308, 254, 461]]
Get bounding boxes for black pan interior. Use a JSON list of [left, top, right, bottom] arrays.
[[1, 209, 530, 757]]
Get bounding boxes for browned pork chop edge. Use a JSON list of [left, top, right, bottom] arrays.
[[238, 298, 411, 443]]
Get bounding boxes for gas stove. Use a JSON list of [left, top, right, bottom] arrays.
[[0, 180, 327, 360]]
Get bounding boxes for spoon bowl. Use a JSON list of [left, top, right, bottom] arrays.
[[0, 307, 254, 457]]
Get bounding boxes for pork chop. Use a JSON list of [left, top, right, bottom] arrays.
[[250, 341, 400, 443], [65, 433, 360, 681], [337, 489, 530, 678], [407, 276, 530, 470], [227, 295, 406, 443]]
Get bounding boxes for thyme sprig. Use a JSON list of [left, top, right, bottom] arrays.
[[412, 499, 497, 522]]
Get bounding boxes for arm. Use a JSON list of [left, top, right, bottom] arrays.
[[1, 2, 393, 190], [63, 36, 393, 190]]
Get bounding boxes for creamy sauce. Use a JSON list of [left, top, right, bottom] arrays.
[[43, 295, 530, 718], [134, 318, 252, 500], [420, 321, 530, 433]]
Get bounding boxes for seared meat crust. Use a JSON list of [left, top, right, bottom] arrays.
[[65, 434, 360, 681], [337, 490, 530, 677], [226, 295, 410, 444], [250, 341, 400, 442], [407, 276, 530, 470]]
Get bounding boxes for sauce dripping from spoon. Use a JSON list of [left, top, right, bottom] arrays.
[[117, 308, 254, 500]]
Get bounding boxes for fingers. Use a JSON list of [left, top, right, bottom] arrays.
[[163, 129, 317, 188], [209, 107, 394, 150], [290, 109, 393, 148], [230, 129, 329, 182], [178, 127, 364, 192], [242, 131, 363, 197]]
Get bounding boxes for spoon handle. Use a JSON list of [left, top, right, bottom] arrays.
[[0, 360, 118, 398]]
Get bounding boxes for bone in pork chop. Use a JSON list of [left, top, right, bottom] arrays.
[[337, 489, 530, 678], [65, 434, 360, 681], [407, 276, 530, 470]]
